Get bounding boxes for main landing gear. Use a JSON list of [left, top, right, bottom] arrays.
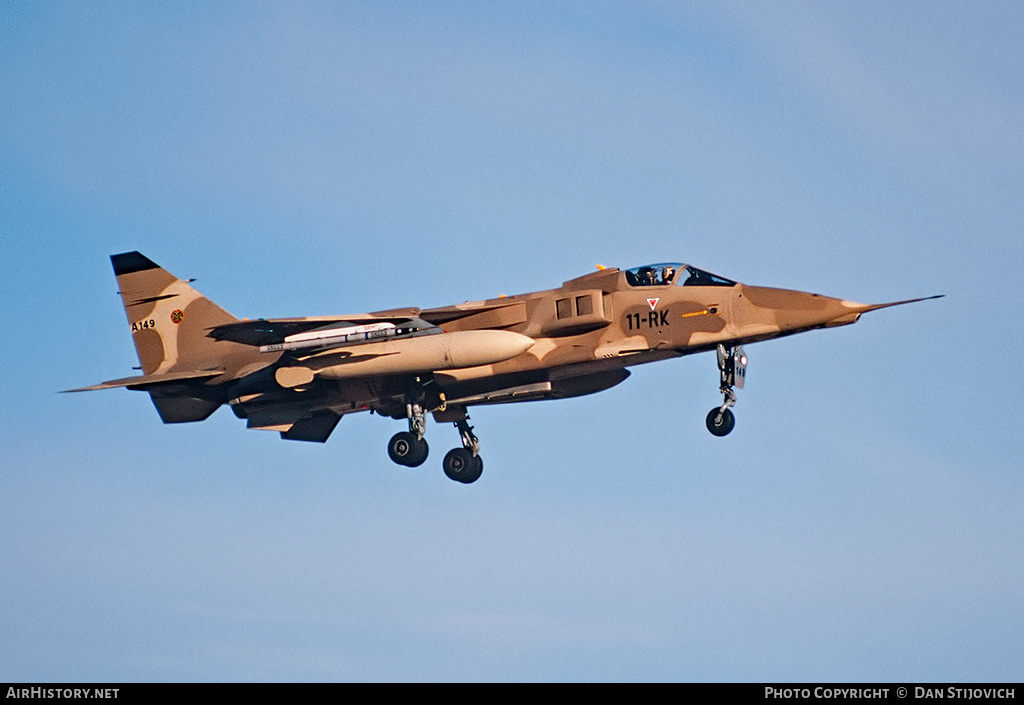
[[442, 418, 483, 484], [706, 344, 746, 437], [388, 399, 429, 466], [386, 391, 483, 484]]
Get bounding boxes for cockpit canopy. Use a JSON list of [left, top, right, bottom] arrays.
[[624, 263, 736, 287]]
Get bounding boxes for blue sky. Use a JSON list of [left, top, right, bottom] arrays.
[[1, 1, 1022, 682]]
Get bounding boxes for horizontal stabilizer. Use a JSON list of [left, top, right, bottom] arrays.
[[63, 369, 224, 392]]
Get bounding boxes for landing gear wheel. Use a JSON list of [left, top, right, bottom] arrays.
[[706, 407, 735, 437], [443, 448, 483, 484], [388, 431, 429, 467]]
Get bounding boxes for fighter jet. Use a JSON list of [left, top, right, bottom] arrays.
[[68, 253, 941, 483]]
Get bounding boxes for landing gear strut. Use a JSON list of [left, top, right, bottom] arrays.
[[706, 344, 746, 437], [442, 417, 483, 484], [386, 385, 484, 483], [387, 397, 429, 467]]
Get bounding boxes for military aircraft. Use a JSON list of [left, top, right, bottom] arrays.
[[67, 252, 941, 483]]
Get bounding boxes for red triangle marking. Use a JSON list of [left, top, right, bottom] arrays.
[[647, 298, 659, 310]]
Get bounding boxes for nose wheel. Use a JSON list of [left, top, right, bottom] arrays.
[[706, 407, 735, 436], [706, 344, 746, 437]]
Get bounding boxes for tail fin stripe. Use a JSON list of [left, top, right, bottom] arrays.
[[110, 251, 160, 276]]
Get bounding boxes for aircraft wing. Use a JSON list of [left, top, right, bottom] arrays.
[[419, 300, 526, 326]]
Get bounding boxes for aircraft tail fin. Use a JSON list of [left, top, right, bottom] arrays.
[[111, 251, 240, 375]]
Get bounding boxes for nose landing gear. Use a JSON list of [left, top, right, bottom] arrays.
[[706, 344, 746, 437]]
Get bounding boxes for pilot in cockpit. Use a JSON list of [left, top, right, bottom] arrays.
[[638, 267, 657, 286], [661, 266, 675, 285]]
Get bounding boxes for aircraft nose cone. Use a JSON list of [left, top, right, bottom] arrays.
[[740, 286, 853, 331]]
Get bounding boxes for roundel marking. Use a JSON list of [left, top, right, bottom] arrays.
[[170, 309, 185, 325]]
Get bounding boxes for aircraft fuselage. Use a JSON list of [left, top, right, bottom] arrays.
[[69, 254, 940, 483]]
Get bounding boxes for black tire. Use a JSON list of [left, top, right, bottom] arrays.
[[443, 448, 483, 484], [706, 407, 735, 437], [407, 437, 429, 467], [388, 431, 429, 467], [462, 455, 483, 484]]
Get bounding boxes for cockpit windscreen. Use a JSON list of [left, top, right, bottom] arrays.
[[677, 266, 736, 287], [624, 263, 736, 287]]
